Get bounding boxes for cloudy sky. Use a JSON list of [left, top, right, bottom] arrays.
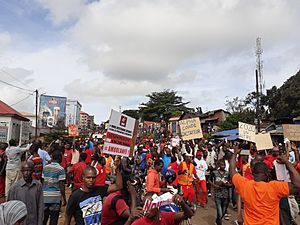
[[1, 0, 300, 123]]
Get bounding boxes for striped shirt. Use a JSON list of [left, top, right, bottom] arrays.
[[30, 154, 43, 180], [42, 162, 65, 203]]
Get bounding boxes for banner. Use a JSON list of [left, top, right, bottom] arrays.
[[179, 118, 203, 141], [103, 110, 136, 157], [238, 122, 256, 142], [143, 192, 173, 212], [255, 133, 273, 150], [282, 124, 300, 141], [68, 124, 79, 137]]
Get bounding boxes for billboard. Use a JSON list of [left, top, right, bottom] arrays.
[[39, 95, 67, 128]]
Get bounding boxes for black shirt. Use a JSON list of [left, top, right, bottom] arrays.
[[66, 186, 108, 225]]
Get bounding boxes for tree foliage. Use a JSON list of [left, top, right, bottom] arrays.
[[122, 109, 140, 120], [139, 89, 193, 122]]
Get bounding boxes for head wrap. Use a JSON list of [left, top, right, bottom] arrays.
[[0, 200, 27, 225]]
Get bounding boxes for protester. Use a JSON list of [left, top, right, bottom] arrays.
[[69, 153, 87, 190], [230, 147, 300, 225], [101, 177, 137, 225], [64, 161, 123, 225], [105, 154, 114, 175], [210, 160, 231, 224], [0, 143, 7, 202], [0, 200, 27, 225], [8, 161, 44, 225], [5, 139, 31, 198], [178, 153, 199, 204], [194, 151, 208, 207], [43, 150, 66, 225], [146, 159, 169, 195], [28, 143, 43, 181], [161, 147, 172, 175], [37, 140, 51, 167], [126, 194, 194, 225], [94, 156, 106, 186]]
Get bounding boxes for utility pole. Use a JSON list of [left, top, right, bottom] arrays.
[[35, 89, 38, 139], [255, 37, 263, 132]]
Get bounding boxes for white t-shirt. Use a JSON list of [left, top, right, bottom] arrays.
[[194, 158, 208, 180]]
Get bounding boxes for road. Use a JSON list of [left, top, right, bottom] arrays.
[[56, 189, 300, 225]]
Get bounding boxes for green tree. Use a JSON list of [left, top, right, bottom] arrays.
[[122, 109, 140, 119], [139, 89, 193, 122]]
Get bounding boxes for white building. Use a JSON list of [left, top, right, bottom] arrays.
[[0, 100, 30, 144], [65, 100, 82, 126]]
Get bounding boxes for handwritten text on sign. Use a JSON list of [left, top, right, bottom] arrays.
[[282, 124, 300, 141], [238, 122, 256, 142], [179, 118, 203, 141]]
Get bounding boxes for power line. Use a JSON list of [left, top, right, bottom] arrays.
[[10, 93, 34, 106], [0, 69, 33, 89], [0, 78, 34, 92]]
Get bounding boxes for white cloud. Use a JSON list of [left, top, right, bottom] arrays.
[[0, 32, 11, 50]]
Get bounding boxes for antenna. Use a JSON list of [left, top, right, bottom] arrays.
[[255, 37, 264, 132], [256, 37, 264, 95]]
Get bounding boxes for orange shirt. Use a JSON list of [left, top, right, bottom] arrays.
[[105, 156, 113, 174], [146, 169, 161, 194], [233, 173, 289, 225]]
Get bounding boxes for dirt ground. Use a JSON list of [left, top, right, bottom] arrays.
[[55, 187, 300, 225]]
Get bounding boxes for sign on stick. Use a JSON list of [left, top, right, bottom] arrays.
[[238, 122, 256, 142], [179, 118, 203, 141], [255, 133, 273, 150], [68, 124, 79, 137], [282, 124, 300, 141], [103, 110, 136, 157]]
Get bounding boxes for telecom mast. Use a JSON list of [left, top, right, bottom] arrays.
[[255, 37, 263, 132]]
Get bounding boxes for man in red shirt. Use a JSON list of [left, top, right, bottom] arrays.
[[29, 143, 43, 181], [101, 176, 137, 225], [263, 147, 279, 169], [95, 156, 106, 186], [69, 153, 87, 190], [167, 157, 179, 187], [85, 148, 93, 164]]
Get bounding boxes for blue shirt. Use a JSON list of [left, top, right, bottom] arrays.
[[38, 148, 51, 167], [161, 155, 171, 175]]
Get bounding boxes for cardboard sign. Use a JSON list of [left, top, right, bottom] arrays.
[[179, 118, 203, 141], [143, 192, 173, 212], [255, 133, 273, 150], [103, 110, 136, 157], [282, 124, 300, 141], [68, 124, 79, 137], [238, 122, 256, 142]]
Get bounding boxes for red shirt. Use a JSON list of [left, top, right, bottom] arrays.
[[295, 163, 300, 174], [64, 149, 73, 167], [264, 155, 277, 169], [69, 161, 87, 189], [95, 164, 106, 186], [101, 191, 129, 225], [244, 167, 254, 180], [132, 212, 178, 225], [30, 154, 43, 180], [168, 162, 179, 185], [85, 149, 93, 164]]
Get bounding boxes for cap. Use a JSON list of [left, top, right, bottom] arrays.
[[196, 151, 203, 156]]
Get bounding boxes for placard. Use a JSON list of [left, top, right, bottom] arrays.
[[179, 118, 203, 141], [143, 192, 173, 212], [103, 110, 136, 157], [255, 133, 273, 150], [68, 124, 79, 137], [282, 124, 300, 141], [238, 122, 256, 142]]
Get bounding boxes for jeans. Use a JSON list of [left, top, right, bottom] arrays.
[[215, 197, 229, 225], [44, 203, 61, 225]]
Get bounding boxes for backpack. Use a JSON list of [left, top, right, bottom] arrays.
[[109, 195, 127, 225]]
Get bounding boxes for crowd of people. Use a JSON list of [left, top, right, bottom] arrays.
[[0, 132, 299, 225]]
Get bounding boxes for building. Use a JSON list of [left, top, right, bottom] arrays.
[[200, 109, 230, 133], [79, 111, 89, 130], [87, 115, 94, 130], [65, 100, 82, 126], [0, 100, 30, 143]]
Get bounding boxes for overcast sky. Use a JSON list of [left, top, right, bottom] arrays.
[[1, 0, 300, 123]]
